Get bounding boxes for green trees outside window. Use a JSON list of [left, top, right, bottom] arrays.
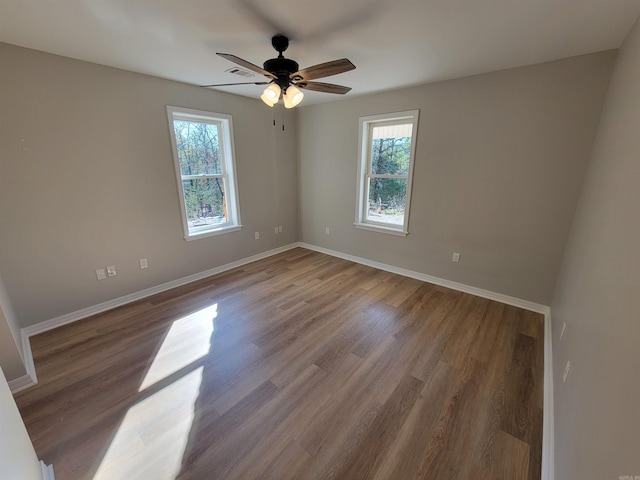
[[356, 110, 419, 235], [167, 107, 241, 239], [367, 135, 412, 225], [173, 120, 227, 227]]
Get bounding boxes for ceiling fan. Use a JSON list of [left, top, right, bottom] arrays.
[[201, 34, 355, 108]]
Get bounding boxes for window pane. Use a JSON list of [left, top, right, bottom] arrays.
[[173, 120, 221, 175], [370, 125, 412, 175], [182, 177, 228, 231], [366, 177, 407, 226]]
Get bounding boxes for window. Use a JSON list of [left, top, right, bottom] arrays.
[[167, 106, 241, 240], [355, 110, 419, 236]]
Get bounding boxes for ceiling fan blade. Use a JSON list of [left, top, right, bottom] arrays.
[[297, 81, 352, 95], [217, 53, 276, 79], [291, 59, 355, 82], [201, 81, 271, 88]]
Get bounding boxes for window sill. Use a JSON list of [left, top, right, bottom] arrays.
[[354, 223, 408, 237], [185, 224, 243, 241]]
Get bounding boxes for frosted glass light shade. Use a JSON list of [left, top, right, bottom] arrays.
[[260, 84, 281, 107], [283, 85, 304, 109]]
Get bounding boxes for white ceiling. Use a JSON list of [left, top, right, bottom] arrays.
[[1, 0, 640, 105]]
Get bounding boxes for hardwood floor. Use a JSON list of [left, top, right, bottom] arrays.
[[14, 248, 544, 480]]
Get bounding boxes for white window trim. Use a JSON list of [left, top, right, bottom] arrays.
[[355, 110, 419, 236], [166, 106, 242, 241]]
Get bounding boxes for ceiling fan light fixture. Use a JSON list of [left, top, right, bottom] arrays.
[[211, 35, 354, 107], [283, 85, 304, 109], [260, 83, 281, 107]]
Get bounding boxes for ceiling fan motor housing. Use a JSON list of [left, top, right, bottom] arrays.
[[263, 57, 299, 89]]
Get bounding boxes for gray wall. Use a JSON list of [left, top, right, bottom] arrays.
[[0, 43, 298, 329], [1, 22, 639, 479], [298, 51, 616, 305], [551, 17, 640, 480]]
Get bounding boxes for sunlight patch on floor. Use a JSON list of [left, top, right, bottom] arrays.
[[93, 303, 218, 479], [139, 303, 216, 391], [93, 366, 204, 480]]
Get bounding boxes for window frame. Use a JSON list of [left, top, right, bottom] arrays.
[[355, 110, 419, 236], [166, 106, 242, 241]]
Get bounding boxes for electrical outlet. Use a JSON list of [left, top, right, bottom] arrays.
[[278, 225, 282, 233], [140, 258, 148, 269], [560, 322, 567, 341], [452, 252, 461, 263], [106, 265, 117, 277], [255, 232, 259, 240], [563, 361, 571, 383], [96, 269, 106, 281], [274, 226, 279, 235], [325, 227, 330, 235]]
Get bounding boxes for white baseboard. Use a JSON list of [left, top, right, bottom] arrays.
[[300, 242, 554, 480], [40, 460, 55, 480], [7, 334, 38, 393], [17, 243, 300, 391], [298, 242, 550, 315], [22, 243, 300, 339], [14, 241, 556, 480], [542, 312, 555, 480], [8, 373, 36, 394]]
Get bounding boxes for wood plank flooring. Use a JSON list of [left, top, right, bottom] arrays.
[[14, 248, 544, 480]]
